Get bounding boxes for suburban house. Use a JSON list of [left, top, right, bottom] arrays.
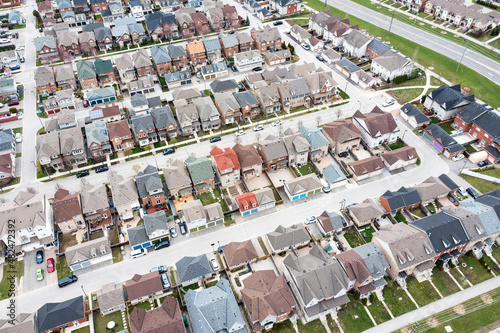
[[175, 100, 201, 135], [400, 103, 430, 129], [309, 10, 340, 36], [241, 270, 297, 332], [235, 188, 276, 217], [210, 146, 241, 188], [116, 53, 137, 83], [186, 39, 206, 66], [145, 11, 178, 41], [223, 240, 258, 270], [380, 186, 421, 214], [107, 119, 134, 152], [35, 67, 56, 96], [88, 104, 121, 123], [45, 111, 77, 133], [283, 245, 351, 322], [461, 198, 500, 255], [94, 58, 116, 85], [78, 31, 97, 54], [109, 174, 140, 221], [298, 126, 330, 161], [54, 64, 77, 90], [321, 17, 354, 46], [185, 279, 246, 333], [151, 106, 178, 141], [90, 0, 108, 12], [366, 38, 392, 59], [412, 176, 451, 205], [423, 84, 474, 121], [181, 200, 223, 231], [207, 5, 224, 32], [236, 32, 254, 52], [34, 35, 58, 60], [163, 70, 192, 89], [129, 297, 185, 333], [321, 49, 341, 64], [352, 107, 400, 148], [125, 272, 164, 304], [200, 62, 228, 80], [163, 159, 193, 199], [81, 183, 112, 228], [52, 188, 84, 234], [85, 87, 116, 107], [176, 254, 213, 286], [266, 224, 310, 254], [371, 50, 413, 81], [36, 131, 61, 169], [233, 143, 262, 180], [381, 146, 419, 171], [214, 91, 240, 124], [167, 44, 188, 69], [222, 4, 239, 28], [290, 24, 311, 43], [36, 297, 86, 333], [423, 123, 465, 159], [348, 156, 386, 181], [343, 30, 371, 58], [264, 49, 292, 66], [284, 174, 322, 201], [234, 49, 262, 72], [254, 83, 282, 115], [96, 283, 126, 315], [210, 78, 239, 93], [94, 26, 114, 51], [185, 155, 216, 194], [317, 211, 346, 235], [57, 31, 81, 56], [251, 26, 282, 54], [202, 37, 222, 63], [130, 114, 158, 146], [322, 164, 347, 188], [135, 165, 166, 209], [84, 120, 113, 159], [322, 119, 362, 154], [65, 237, 112, 271], [257, 136, 288, 171], [348, 198, 385, 227], [77, 60, 98, 90], [0, 153, 15, 184], [372, 223, 436, 288], [219, 33, 239, 58], [277, 78, 311, 110], [132, 49, 154, 78], [269, 0, 303, 15], [234, 90, 261, 119]]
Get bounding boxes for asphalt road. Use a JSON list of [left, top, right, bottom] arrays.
[[328, 0, 500, 85]]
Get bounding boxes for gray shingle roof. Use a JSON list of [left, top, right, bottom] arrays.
[[34, 35, 56, 51], [131, 114, 155, 135], [128, 225, 150, 247], [176, 254, 212, 283], [401, 103, 429, 125], [0, 129, 14, 152], [77, 60, 96, 80], [135, 165, 162, 196], [143, 211, 169, 236], [473, 111, 500, 139], [298, 126, 329, 150], [367, 38, 391, 55], [354, 243, 389, 280], [151, 106, 177, 130], [322, 164, 346, 183], [202, 37, 221, 52], [130, 93, 148, 109], [210, 78, 238, 93], [424, 124, 465, 153], [381, 186, 421, 211], [151, 45, 172, 64], [267, 224, 310, 251], [37, 296, 84, 333], [234, 90, 259, 108], [97, 283, 125, 313], [84, 120, 109, 146], [167, 44, 186, 58], [219, 33, 238, 49]]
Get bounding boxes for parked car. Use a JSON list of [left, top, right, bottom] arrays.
[[478, 160, 489, 167], [150, 265, 168, 273], [160, 273, 171, 289], [46, 258, 55, 273], [154, 240, 170, 250], [0, 39, 9, 44], [0, 103, 4, 108], [163, 148, 175, 155], [38, 27, 43, 32], [253, 125, 264, 132], [210, 136, 221, 143], [467, 187, 478, 199], [316, 55, 324, 61], [210, 257, 219, 271], [179, 222, 187, 235], [82, 100, 89, 107], [231, 65, 237, 72], [235, 129, 246, 136], [272, 120, 282, 127], [58, 275, 78, 288], [170, 226, 178, 238], [448, 195, 459, 206], [452, 154, 465, 161], [36, 250, 43, 264], [0, 124, 2, 131], [228, 30, 235, 34], [304, 216, 318, 224], [95, 166, 109, 173], [36, 268, 44, 281], [15, 132, 22, 143], [382, 99, 395, 107], [19, 56, 24, 63], [338, 152, 348, 158], [7, 100, 19, 106], [301, 43, 310, 50], [252, 66, 262, 72], [273, 20, 283, 26], [458, 187, 468, 197], [76, 170, 89, 178], [17, 112, 23, 119], [15, 46, 24, 51]]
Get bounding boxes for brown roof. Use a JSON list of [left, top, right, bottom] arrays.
[[241, 270, 296, 327], [37, 0, 52, 11], [125, 273, 163, 301], [349, 156, 385, 176], [223, 240, 258, 267], [108, 119, 131, 140], [129, 297, 185, 333], [381, 146, 418, 166], [336, 249, 371, 285], [186, 39, 205, 54], [353, 107, 398, 137], [90, 103, 121, 120], [0, 153, 13, 175], [52, 188, 82, 223], [232, 143, 262, 169], [322, 119, 362, 144]]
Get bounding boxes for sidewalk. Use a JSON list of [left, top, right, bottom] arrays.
[[462, 169, 500, 184]]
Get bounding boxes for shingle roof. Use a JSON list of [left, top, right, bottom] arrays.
[[372, 50, 410, 72], [317, 210, 346, 233], [424, 124, 465, 153], [344, 29, 371, 48], [34, 35, 56, 51], [129, 296, 185, 333], [219, 33, 238, 48], [232, 143, 262, 169], [334, 58, 361, 73], [109, 174, 138, 211], [52, 189, 82, 224], [438, 174, 459, 191], [97, 282, 125, 313], [456, 101, 488, 123], [367, 38, 391, 55], [381, 146, 419, 166], [401, 103, 430, 125], [151, 106, 177, 130], [322, 164, 346, 184], [128, 225, 150, 248], [473, 111, 500, 139], [81, 183, 108, 213], [349, 156, 385, 176], [167, 44, 186, 59], [202, 37, 221, 52], [163, 159, 192, 193], [94, 58, 113, 74], [35, 66, 55, 87], [322, 119, 362, 145], [176, 254, 212, 283], [210, 78, 238, 93], [427, 84, 473, 111], [135, 165, 162, 198], [353, 107, 398, 137], [126, 272, 164, 301], [77, 60, 96, 80], [461, 199, 500, 236], [412, 176, 450, 202], [267, 224, 310, 251], [0, 313, 35, 333], [251, 26, 281, 43], [143, 211, 169, 236], [349, 198, 384, 223], [185, 156, 215, 183], [381, 186, 421, 211], [37, 297, 85, 333], [151, 45, 172, 64], [65, 237, 110, 266], [223, 240, 258, 267], [298, 126, 329, 149]]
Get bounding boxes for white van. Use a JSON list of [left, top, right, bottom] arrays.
[[130, 248, 147, 259], [321, 178, 331, 193]]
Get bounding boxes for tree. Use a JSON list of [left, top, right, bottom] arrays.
[[132, 164, 141, 174], [281, 41, 287, 50], [297, 119, 303, 130], [169, 137, 178, 147], [335, 108, 343, 120], [245, 16, 250, 26], [143, 145, 152, 151], [316, 115, 322, 127], [255, 132, 261, 144], [33, 10, 40, 18], [288, 43, 295, 55]]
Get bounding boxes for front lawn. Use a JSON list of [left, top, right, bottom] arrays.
[[389, 141, 405, 150], [299, 319, 327, 333], [406, 278, 441, 307], [439, 123, 455, 134], [112, 247, 123, 263], [344, 229, 364, 248], [0, 259, 24, 300], [460, 174, 499, 194], [268, 319, 296, 332], [459, 253, 493, 285], [94, 310, 126, 333], [388, 88, 424, 103], [431, 268, 460, 297], [367, 298, 392, 325], [56, 256, 72, 281], [337, 295, 374, 333], [450, 267, 470, 289], [382, 278, 417, 317], [473, 167, 500, 179]]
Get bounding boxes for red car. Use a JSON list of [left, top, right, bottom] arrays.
[[47, 258, 55, 273], [82, 100, 89, 107], [7, 100, 19, 106]]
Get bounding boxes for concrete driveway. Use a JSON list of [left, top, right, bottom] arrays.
[[23, 249, 46, 292]]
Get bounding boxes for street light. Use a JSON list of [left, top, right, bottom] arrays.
[[456, 39, 469, 72], [401, 129, 408, 141], [211, 243, 215, 253], [81, 285, 87, 297]]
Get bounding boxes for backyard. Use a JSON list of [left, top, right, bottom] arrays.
[[298, 319, 328, 333], [360, 226, 376, 243], [406, 278, 441, 307], [196, 187, 229, 212], [431, 268, 460, 297], [389, 141, 405, 150], [460, 174, 499, 194], [93, 310, 126, 333], [0, 259, 24, 300], [394, 212, 407, 224], [128, 301, 151, 314], [72, 327, 91, 333], [337, 295, 374, 333], [344, 229, 364, 248], [382, 278, 417, 317]]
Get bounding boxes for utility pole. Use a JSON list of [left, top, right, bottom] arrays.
[[387, 11, 395, 38], [456, 40, 469, 72]]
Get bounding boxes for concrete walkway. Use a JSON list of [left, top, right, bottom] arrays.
[[364, 275, 500, 333], [462, 169, 500, 184]]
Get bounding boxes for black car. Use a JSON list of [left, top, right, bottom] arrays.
[[163, 148, 175, 155], [252, 66, 262, 72], [478, 160, 489, 167], [316, 55, 324, 61], [95, 166, 109, 173], [338, 152, 348, 158], [179, 222, 187, 235], [76, 170, 89, 178], [210, 136, 221, 143], [36, 250, 43, 264], [38, 27, 43, 32], [154, 239, 170, 250], [231, 65, 237, 72], [228, 30, 235, 34], [58, 275, 78, 288], [467, 187, 479, 199], [273, 20, 283, 26]]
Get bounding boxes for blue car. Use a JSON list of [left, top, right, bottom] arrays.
[[163, 148, 175, 155], [36, 250, 43, 264], [210, 136, 221, 143]]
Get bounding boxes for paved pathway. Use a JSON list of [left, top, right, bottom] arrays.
[[462, 169, 500, 184], [364, 275, 500, 332]]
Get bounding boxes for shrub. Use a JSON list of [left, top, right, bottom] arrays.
[[436, 259, 445, 271], [353, 290, 360, 300], [369, 293, 377, 304], [361, 298, 368, 306]]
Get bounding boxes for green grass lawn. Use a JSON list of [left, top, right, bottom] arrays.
[[389, 88, 424, 103], [394, 212, 407, 223], [56, 256, 72, 281], [410, 208, 425, 218], [112, 247, 123, 263], [492, 245, 500, 263], [72, 327, 91, 333], [382, 278, 417, 317], [0, 259, 24, 300], [473, 167, 500, 179], [344, 229, 364, 248], [292, 18, 309, 25], [440, 123, 455, 134], [430, 76, 445, 86], [327, 315, 342, 333], [268, 319, 296, 332], [360, 226, 376, 243], [464, 144, 476, 154], [450, 267, 470, 289], [426, 203, 436, 214], [460, 174, 499, 194], [94, 310, 126, 333], [459, 253, 493, 285], [297, 163, 313, 176], [431, 268, 460, 297], [128, 301, 151, 314], [406, 278, 441, 307], [337, 295, 374, 333], [367, 298, 392, 325], [181, 282, 199, 295], [389, 142, 405, 150], [299, 319, 328, 333]]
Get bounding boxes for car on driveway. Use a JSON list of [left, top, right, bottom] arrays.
[[316, 55, 324, 61], [161, 273, 171, 289], [36, 250, 43, 264], [452, 154, 465, 161], [252, 66, 262, 72], [467, 187, 478, 199], [253, 125, 264, 131], [95, 166, 109, 173], [304, 216, 318, 224], [15, 132, 22, 143], [8, 100, 18, 106], [478, 160, 489, 167], [15, 46, 24, 51], [301, 43, 310, 50], [179, 222, 187, 235], [47, 258, 54, 273], [458, 187, 468, 197], [338, 152, 348, 158], [231, 65, 237, 72], [273, 20, 283, 26], [163, 148, 175, 155], [382, 99, 395, 107], [150, 265, 168, 273], [170, 226, 178, 238], [210, 257, 219, 271], [36, 269, 44, 281], [272, 120, 282, 127], [154, 239, 170, 250], [210, 136, 221, 143], [235, 129, 246, 136], [82, 100, 89, 107], [76, 170, 89, 178], [17, 112, 23, 119]]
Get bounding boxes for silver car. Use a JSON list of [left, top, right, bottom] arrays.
[[160, 273, 171, 289], [170, 226, 178, 238]]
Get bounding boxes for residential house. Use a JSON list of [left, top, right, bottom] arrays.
[[321, 49, 341, 64], [180, 200, 223, 231], [115, 53, 137, 83], [302, 70, 337, 104], [36, 297, 86, 333], [222, 4, 239, 29], [175, 100, 201, 135], [266, 224, 310, 254], [241, 270, 296, 332], [130, 93, 149, 114], [132, 49, 154, 78], [366, 38, 392, 59], [142, 211, 170, 242], [145, 11, 178, 41], [130, 297, 185, 333], [150, 45, 172, 76], [65, 237, 112, 271], [352, 107, 400, 148], [214, 91, 240, 125], [270, 0, 303, 15], [343, 30, 371, 58], [186, 39, 206, 66], [0, 77, 16, 97], [324, 19, 355, 47], [423, 123, 465, 159], [234, 49, 262, 72], [290, 24, 312, 43], [0, 153, 15, 184], [38, 0, 54, 19], [235, 188, 275, 217], [59, 126, 87, 167], [277, 78, 311, 110], [84, 120, 112, 159], [96, 283, 126, 316], [35, 67, 56, 96], [176, 254, 213, 286], [264, 49, 292, 66], [164, 70, 192, 89], [185, 279, 246, 333], [461, 197, 500, 251], [210, 146, 241, 187], [163, 159, 193, 199], [234, 90, 260, 119], [167, 44, 188, 69], [80, 183, 111, 229], [135, 165, 166, 208], [251, 27, 282, 54], [322, 119, 362, 154], [317, 210, 346, 235], [109, 174, 140, 221], [102, 0, 124, 27], [381, 146, 419, 171], [400, 103, 430, 129], [0, 313, 36, 333], [223, 240, 258, 269], [255, 83, 282, 115], [0, 50, 19, 70], [94, 26, 114, 51], [201, 62, 228, 81], [85, 87, 116, 106], [371, 50, 413, 82], [348, 198, 385, 227], [192, 12, 210, 35], [54, 64, 77, 91], [131, 114, 158, 146], [380, 186, 421, 214], [219, 33, 239, 58], [45, 111, 77, 133], [57, 31, 81, 56], [36, 131, 61, 169], [90, 0, 108, 12], [185, 155, 215, 194], [202, 37, 222, 63], [298, 126, 329, 161], [309, 10, 340, 36], [128, 76, 156, 95], [34, 35, 58, 60], [236, 32, 254, 52], [125, 273, 164, 304], [151, 106, 178, 141], [52, 189, 84, 234], [176, 8, 196, 38], [412, 176, 450, 204], [281, 129, 310, 167], [283, 245, 350, 322], [257, 136, 288, 171], [88, 103, 121, 123], [94, 58, 115, 86], [128, 0, 144, 22], [207, 6, 224, 32], [41, 90, 76, 114], [77, 60, 98, 90], [284, 174, 322, 201], [78, 31, 97, 54], [233, 143, 262, 180], [423, 84, 474, 121], [192, 97, 221, 130]]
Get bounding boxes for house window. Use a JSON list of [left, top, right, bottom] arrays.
[[156, 200, 161, 204], [103, 213, 107, 218]]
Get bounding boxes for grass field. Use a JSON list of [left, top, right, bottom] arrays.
[[460, 174, 499, 194], [367, 298, 392, 325], [473, 167, 500, 179], [406, 279, 441, 307], [382, 278, 417, 317], [432, 269, 460, 297], [0, 260, 24, 300], [388, 88, 424, 103], [337, 295, 374, 333], [344, 229, 364, 248]]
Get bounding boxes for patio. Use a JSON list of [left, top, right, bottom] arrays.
[[266, 168, 296, 189], [172, 194, 196, 211], [351, 147, 374, 161], [250, 257, 278, 274], [244, 175, 272, 191]]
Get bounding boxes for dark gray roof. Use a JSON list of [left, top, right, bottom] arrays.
[[164, 70, 191, 84], [0, 129, 14, 152], [456, 102, 488, 123], [381, 186, 421, 211], [335, 58, 361, 73], [354, 243, 389, 280], [146, 11, 176, 32], [411, 212, 470, 254], [438, 174, 459, 191], [147, 96, 162, 109], [82, 22, 104, 32], [234, 90, 258, 108], [401, 103, 429, 125], [210, 78, 238, 93], [151, 45, 171, 64], [130, 93, 148, 108], [94, 26, 112, 40], [473, 111, 500, 139], [367, 38, 391, 55], [37, 296, 84, 333], [143, 211, 169, 236], [128, 225, 150, 247], [485, 145, 500, 159], [322, 164, 346, 183], [135, 165, 162, 198], [131, 114, 155, 135], [424, 124, 465, 153], [427, 84, 474, 111], [476, 196, 500, 221], [176, 254, 212, 283], [167, 44, 187, 59], [267, 224, 310, 251], [151, 106, 177, 129], [319, 211, 346, 231], [185, 279, 246, 333]]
